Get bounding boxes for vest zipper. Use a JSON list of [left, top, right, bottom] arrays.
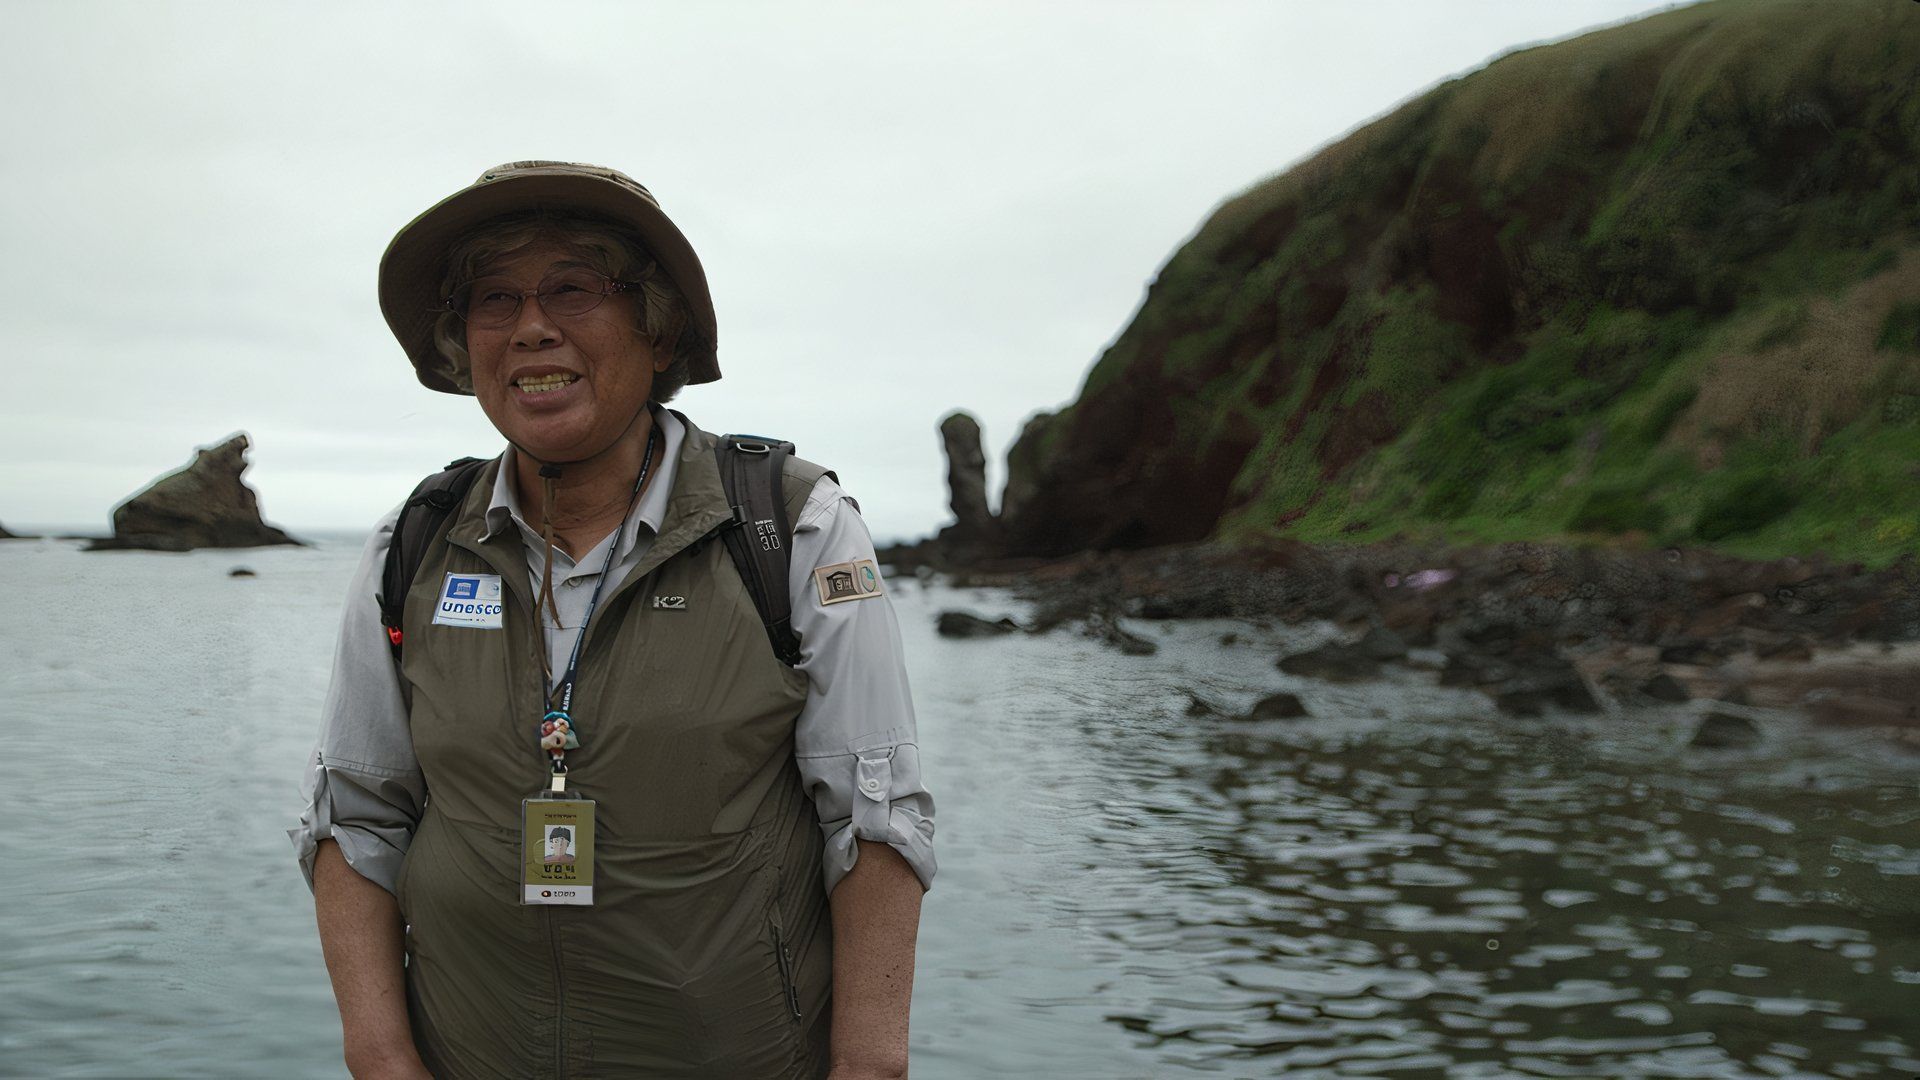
[[772, 921, 802, 1023], [550, 910, 569, 1078]]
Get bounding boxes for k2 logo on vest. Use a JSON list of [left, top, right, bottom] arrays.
[[652, 595, 688, 610]]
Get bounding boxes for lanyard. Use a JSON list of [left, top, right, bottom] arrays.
[[538, 425, 659, 777]]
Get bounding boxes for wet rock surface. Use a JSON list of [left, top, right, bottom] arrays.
[[1243, 691, 1309, 720], [1278, 640, 1383, 682], [898, 536, 1920, 735], [1184, 692, 1224, 717], [936, 610, 1021, 638], [1082, 612, 1157, 656], [1639, 672, 1691, 702], [1691, 710, 1762, 749], [86, 434, 302, 552]]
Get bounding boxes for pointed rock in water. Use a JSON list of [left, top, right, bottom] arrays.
[[1691, 710, 1761, 749], [1243, 691, 1309, 720], [936, 610, 1020, 638], [0, 521, 15, 539], [86, 433, 304, 552], [937, 411, 997, 545]]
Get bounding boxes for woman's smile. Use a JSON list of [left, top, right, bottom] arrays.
[[464, 241, 661, 463]]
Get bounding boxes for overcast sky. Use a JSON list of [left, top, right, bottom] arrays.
[[3, 0, 1680, 543]]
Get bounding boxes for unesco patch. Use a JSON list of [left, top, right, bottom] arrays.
[[432, 572, 505, 629]]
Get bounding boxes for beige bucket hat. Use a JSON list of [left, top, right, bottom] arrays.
[[378, 160, 720, 394]]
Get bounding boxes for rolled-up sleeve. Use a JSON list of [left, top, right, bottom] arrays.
[[288, 503, 427, 896], [789, 476, 936, 896]]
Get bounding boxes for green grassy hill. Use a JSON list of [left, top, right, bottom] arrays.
[[997, 0, 1920, 568]]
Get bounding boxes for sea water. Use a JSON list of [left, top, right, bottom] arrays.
[[2, 538, 1917, 1078]]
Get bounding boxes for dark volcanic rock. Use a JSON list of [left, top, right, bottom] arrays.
[[0, 521, 16, 539], [1493, 669, 1602, 716], [936, 610, 1020, 638], [1278, 639, 1381, 682], [1452, 645, 1601, 716], [87, 434, 302, 552], [1243, 691, 1310, 720], [1658, 639, 1721, 665], [229, 567, 257, 578], [1691, 710, 1762, 749], [1084, 612, 1157, 656], [1639, 672, 1691, 702], [1439, 652, 1501, 687], [1756, 635, 1815, 662], [1806, 693, 1920, 727], [1185, 693, 1223, 717], [1357, 625, 1409, 662], [937, 411, 997, 545]]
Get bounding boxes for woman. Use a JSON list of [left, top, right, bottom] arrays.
[[291, 161, 936, 1079]]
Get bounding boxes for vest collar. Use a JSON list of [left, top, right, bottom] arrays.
[[477, 404, 688, 552], [443, 408, 735, 625]]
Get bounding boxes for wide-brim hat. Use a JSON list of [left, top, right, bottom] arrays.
[[378, 160, 720, 394]]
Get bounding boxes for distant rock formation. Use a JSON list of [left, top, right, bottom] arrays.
[[937, 411, 997, 544], [87, 433, 303, 552], [0, 521, 16, 540]]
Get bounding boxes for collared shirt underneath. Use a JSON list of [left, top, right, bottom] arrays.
[[289, 406, 935, 898]]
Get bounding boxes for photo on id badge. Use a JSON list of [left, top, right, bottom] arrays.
[[543, 825, 576, 864]]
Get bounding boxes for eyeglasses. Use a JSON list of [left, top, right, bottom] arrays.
[[444, 268, 641, 328]]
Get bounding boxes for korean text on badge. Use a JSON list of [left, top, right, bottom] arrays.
[[521, 796, 594, 905], [433, 572, 505, 629], [813, 558, 884, 606]]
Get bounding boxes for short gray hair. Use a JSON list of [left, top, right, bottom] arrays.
[[429, 209, 695, 401]]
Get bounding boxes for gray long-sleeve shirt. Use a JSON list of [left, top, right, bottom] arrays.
[[288, 407, 935, 897]]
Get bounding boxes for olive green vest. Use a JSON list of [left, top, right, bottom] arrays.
[[395, 418, 834, 1079]]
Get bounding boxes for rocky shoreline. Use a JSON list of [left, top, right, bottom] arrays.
[[885, 535, 1920, 747]]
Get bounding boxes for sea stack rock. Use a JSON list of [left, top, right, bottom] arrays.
[[0, 521, 15, 539], [87, 433, 303, 552], [937, 410, 998, 546]]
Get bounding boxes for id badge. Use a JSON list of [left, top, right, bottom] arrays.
[[521, 795, 595, 905]]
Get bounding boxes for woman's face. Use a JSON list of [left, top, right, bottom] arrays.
[[463, 239, 667, 463]]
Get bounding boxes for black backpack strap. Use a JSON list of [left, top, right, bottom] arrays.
[[379, 456, 489, 662], [716, 434, 803, 666]]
